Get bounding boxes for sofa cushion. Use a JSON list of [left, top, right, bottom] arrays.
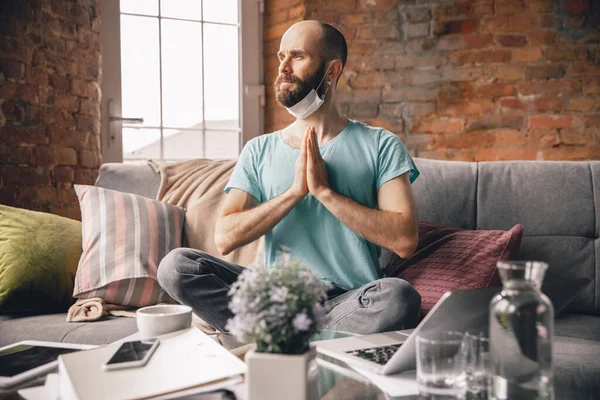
[[554, 313, 600, 342], [73, 185, 185, 307], [516, 235, 596, 316], [412, 159, 478, 230], [554, 336, 600, 400], [95, 162, 161, 199], [0, 205, 82, 313], [0, 314, 138, 347], [386, 221, 524, 314], [476, 161, 599, 316]]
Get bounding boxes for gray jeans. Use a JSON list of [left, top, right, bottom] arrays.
[[157, 248, 421, 334]]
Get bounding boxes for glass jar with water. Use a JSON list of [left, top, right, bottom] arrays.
[[489, 261, 554, 400]]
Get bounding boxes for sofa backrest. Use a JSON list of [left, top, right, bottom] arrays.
[[97, 159, 600, 317], [96, 163, 161, 199], [412, 158, 600, 317]]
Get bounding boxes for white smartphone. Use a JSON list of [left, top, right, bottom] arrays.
[[0, 341, 94, 389], [103, 339, 160, 371]]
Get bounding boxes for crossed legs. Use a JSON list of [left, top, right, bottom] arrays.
[[158, 248, 421, 334]]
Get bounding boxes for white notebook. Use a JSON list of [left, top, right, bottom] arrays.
[[57, 328, 246, 400]]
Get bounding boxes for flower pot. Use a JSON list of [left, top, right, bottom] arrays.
[[245, 345, 318, 400]]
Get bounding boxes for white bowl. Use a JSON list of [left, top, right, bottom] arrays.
[[136, 304, 193, 339]]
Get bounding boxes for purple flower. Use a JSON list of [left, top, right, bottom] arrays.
[[270, 286, 289, 302], [293, 313, 312, 332], [226, 253, 329, 352]]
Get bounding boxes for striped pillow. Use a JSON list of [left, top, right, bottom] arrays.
[[73, 185, 185, 307]]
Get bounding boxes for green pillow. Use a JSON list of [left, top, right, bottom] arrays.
[[0, 205, 82, 313]]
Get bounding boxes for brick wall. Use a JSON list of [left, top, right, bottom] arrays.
[[264, 0, 600, 161], [0, 0, 101, 219], [264, 0, 306, 131]]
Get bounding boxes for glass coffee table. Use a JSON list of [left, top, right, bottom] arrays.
[[214, 330, 419, 400], [3, 330, 418, 400]]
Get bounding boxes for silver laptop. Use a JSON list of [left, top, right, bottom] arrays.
[[313, 287, 499, 375]]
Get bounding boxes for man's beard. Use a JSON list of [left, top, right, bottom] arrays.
[[274, 63, 327, 108]]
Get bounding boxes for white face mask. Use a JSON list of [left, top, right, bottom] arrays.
[[285, 65, 332, 119]]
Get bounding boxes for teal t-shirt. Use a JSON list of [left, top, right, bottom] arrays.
[[224, 120, 419, 290]]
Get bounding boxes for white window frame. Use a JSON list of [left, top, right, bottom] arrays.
[[100, 0, 264, 163]]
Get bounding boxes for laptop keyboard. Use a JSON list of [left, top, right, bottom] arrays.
[[345, 343, 402, 365]]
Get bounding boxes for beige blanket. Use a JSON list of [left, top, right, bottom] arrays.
[[67, 297, 131, 321], [66, 298, 218, 334], [156, 158, 262, 267]]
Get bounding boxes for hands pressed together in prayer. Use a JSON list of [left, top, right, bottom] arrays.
[[290, 126, 330, 201]]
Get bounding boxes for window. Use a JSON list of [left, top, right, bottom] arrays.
[[100, 0, 263, 163]]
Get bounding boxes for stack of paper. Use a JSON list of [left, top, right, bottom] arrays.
[[17, 374, 59, 400], [57, 328, 246, 400]]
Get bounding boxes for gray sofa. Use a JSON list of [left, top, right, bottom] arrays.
[[1, 158, 600, 399]]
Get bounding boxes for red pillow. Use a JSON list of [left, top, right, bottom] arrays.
[[385, 221, 524, 315]]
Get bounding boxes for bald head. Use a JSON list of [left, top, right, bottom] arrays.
[[282, 20, 347, 71]]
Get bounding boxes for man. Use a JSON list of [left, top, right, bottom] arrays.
[[158, 21, 421, 334]]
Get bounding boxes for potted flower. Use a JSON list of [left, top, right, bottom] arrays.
[[226, 255, 329, 400]]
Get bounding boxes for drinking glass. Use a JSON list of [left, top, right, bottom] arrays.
[[464, 332, 490, 399], [416, 331, 467, 399]]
